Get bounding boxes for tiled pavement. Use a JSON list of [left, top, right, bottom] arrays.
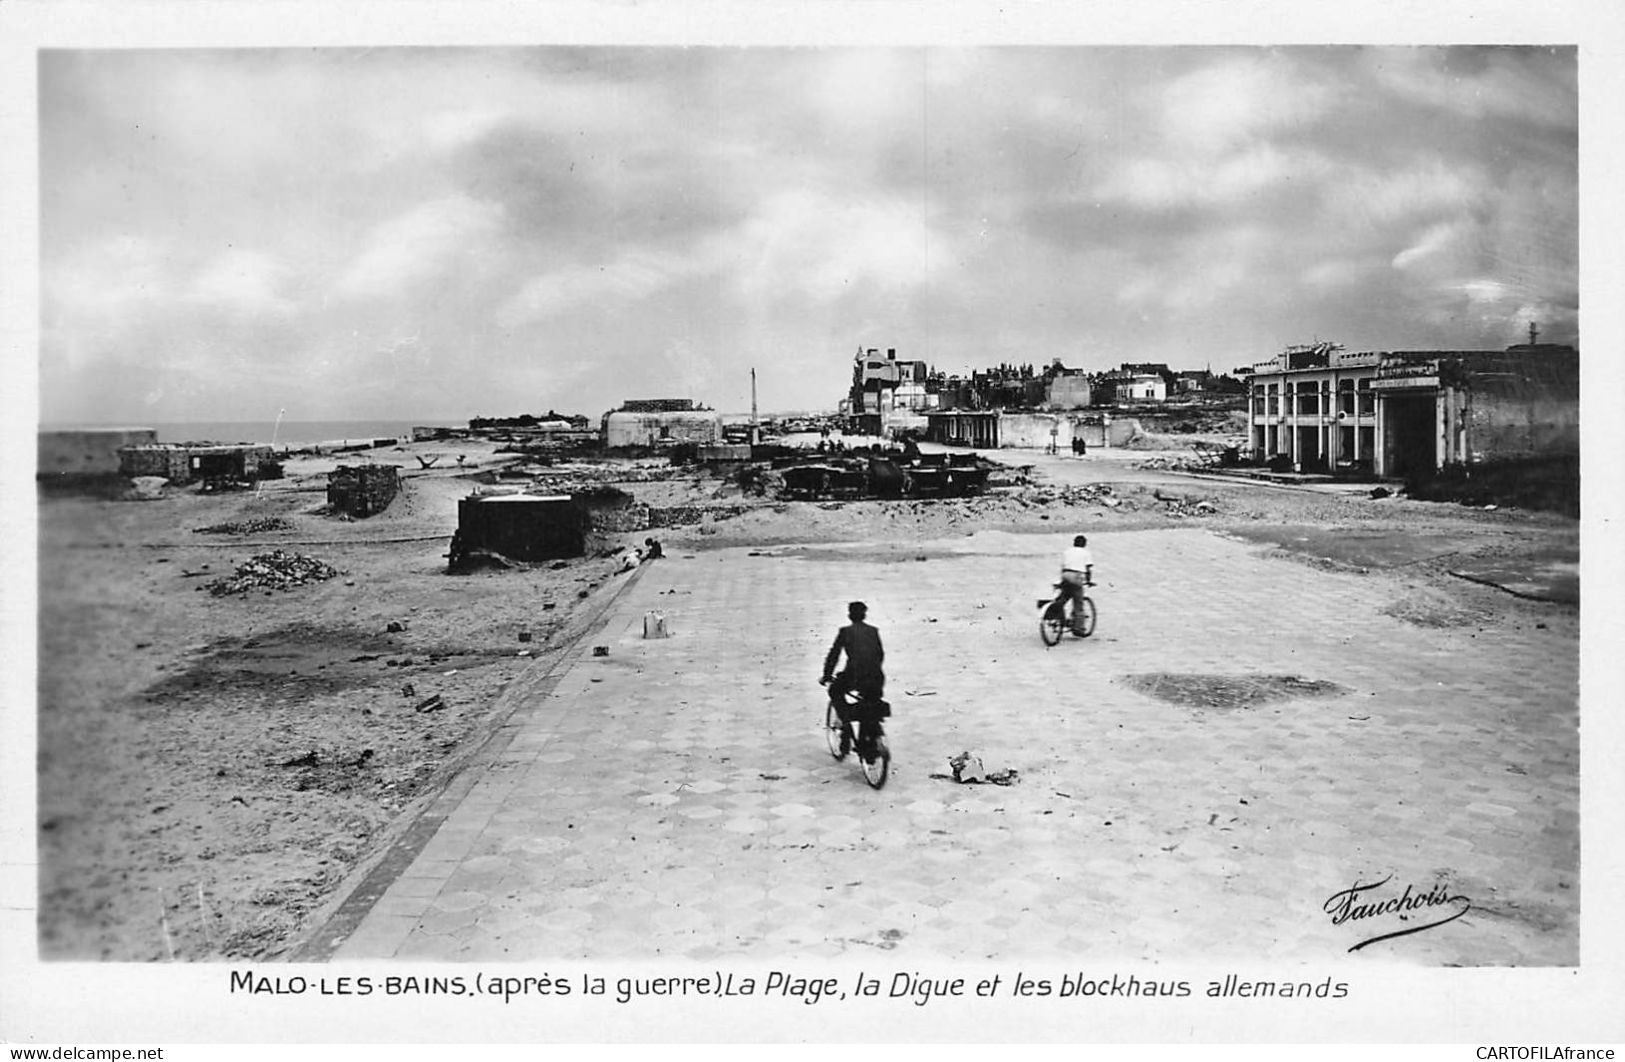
[[326, 526, 1579, 965]]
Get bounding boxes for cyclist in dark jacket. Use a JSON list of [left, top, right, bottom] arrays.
[[820, 601, 887, 757]]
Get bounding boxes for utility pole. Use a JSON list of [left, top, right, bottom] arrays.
[[750, 367, 759, 446]]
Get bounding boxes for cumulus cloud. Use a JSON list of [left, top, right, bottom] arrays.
[[1096, 144, 1332, 210], [1365, 47, 1577, 130], [1159, 52, 1340, 154], [45, 235, 172, 320], [1392, 220, 1471, 272], [1323, 161, 1489, 227], [336, 196, 505, 299], [187, 248, 295, 314], [499, 249, 691, 327], [726, 188, 944, 302], [37, 46, 1579, 423]]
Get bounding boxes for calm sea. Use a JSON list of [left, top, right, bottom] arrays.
[[141, 420, 462, 448]]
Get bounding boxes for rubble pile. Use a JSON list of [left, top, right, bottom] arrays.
[[1020, 483, 1125, 509], [1152, 490, 1219, 518], [531, 464, 679, 489], [193, 517, 295, 536], [588, 502, 653, 532], [1136, 455, 1203, 472], [206, 550, 340, 596], [648, 504, 749, 527], [985, 465, 1034, 488]]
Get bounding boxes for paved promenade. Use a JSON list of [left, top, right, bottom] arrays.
[[323, 526, 1578, 965]]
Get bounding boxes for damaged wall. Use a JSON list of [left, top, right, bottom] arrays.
[[1459, 354, 1580, 464], [119, 444, 274, 482], [999, 413, 1075, 450], [327, 464, 401, 517], [1044, 376, 1093, 409], [576, 487, 647, 533]]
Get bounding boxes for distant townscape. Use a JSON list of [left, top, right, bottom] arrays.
[[39, 332, 1578, 515]]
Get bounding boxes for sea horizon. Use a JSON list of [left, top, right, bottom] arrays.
[[38, 419, 464, 448]]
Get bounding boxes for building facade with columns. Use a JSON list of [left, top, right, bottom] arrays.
[[1240, 343, 1578, 478]]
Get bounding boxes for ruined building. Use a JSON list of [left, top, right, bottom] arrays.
[[1239, 341, 1579, 478], [326, 464, 400, 518], [118, 443, 276, 483]]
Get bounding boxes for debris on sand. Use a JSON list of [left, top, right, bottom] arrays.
[[205, 551, 339, 596], [939, 751, 1020, 786], [1152, 489, 1219, 518], [1136, 455, 1203, 472], [194, 517, 295, 536]]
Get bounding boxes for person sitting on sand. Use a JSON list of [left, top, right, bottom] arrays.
[[643, 537, 664, 560]]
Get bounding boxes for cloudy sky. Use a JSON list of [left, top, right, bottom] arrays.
[[38, 45, 1578, 423]]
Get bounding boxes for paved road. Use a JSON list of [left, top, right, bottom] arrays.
[[321, 525, 1578, 965]]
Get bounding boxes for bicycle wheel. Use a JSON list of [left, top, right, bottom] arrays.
[[1073, 596, 1097, 638], [1039, 601, 1066, 647], [861, 738, 890, 789], [825, 701, 850, 760]]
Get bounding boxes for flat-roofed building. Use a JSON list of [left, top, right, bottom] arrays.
[[1239, 342, 1578, 478]]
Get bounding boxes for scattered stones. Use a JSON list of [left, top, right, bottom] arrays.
[[1152, 489, 1219, 518], [193, 516, 295, 536], [205, 551, 339, 596], [1136, 455, 1204, 472]]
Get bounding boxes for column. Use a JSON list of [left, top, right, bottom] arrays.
[[1288, 380, 1300, 469]]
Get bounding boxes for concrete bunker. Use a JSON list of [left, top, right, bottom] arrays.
[[118, 443, 278, 485], [448, 492, 589, 571]]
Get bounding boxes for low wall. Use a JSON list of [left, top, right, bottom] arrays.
[[999, 413, 1074, 450]]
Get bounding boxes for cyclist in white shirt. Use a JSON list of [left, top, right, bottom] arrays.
[[1056, 534, 1094, 613]]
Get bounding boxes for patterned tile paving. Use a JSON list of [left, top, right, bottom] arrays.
[[331, 527, 1579, 965]]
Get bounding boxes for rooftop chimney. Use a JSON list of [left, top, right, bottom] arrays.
[[888, 348, 896, 360]]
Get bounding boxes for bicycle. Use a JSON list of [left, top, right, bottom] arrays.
[[823, 686, 891, 788], [1039, 580, 1097, 647]]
